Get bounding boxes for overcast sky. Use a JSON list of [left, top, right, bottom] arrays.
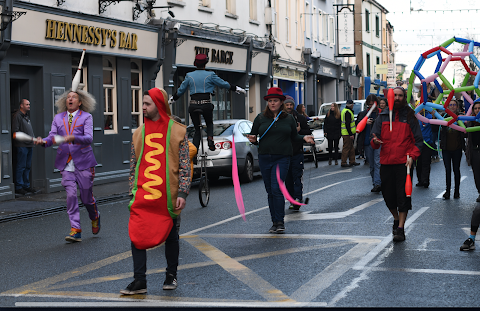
[[376, 0, 480, 86]]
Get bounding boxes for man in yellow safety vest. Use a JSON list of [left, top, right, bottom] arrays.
[[340, 100, 360, 167]]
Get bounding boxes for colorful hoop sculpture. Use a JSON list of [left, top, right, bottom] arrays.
[[408, 37, 480, 132]]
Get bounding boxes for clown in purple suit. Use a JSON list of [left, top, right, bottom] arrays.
[[35, 89, 100, 242]]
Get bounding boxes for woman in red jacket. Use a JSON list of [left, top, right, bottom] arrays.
[[371, 87, 423, 242]]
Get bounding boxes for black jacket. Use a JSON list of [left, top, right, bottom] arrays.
[[323, 112, 341, 140], [12, 110, 34, 147], [290, 110, 311, 154], [356, 107, 379, 147]]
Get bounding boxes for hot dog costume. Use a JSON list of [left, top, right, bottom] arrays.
[[129, 87, 191, 250]]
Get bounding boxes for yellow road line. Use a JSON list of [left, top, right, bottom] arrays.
[[185, 236, 296, 303]]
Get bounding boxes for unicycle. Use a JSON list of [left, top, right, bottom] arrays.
[[193, 108, 210, 207]]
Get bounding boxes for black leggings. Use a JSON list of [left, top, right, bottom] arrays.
[[327, 137, 340, 160], [471, 206, 480, 233], [442, 148, 462, 191], [470, 149, 480, 194], [189, 103, 214, 149]]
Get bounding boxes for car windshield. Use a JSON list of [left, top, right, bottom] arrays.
[[308, 119, 323, 130], [339, 102, 363, 115], [320, 105, 331, 116], [187, 123, 235, 139]]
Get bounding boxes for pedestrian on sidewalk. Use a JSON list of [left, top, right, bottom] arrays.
[[467, 100, 480, 203], [357, 94, 381, 192], [370, 87, 423, 242], [247, 87, 314, 234], [12, 99, 37, 196], [324, 103, 341, 165], [415, 108, 433, 188], [284, 95, 311, 210], [439, 99, 465, 199], [340, 100, 359, 167], [35, 89, 100, 243], [121, 88, 191, 295]]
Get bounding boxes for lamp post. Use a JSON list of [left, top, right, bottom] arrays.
[[0, 3, 26, 31]]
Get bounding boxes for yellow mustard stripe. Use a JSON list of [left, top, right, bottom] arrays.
[[185, 236, 296, 303], [142, 133, 164, 200]]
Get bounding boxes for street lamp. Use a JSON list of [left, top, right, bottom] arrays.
[[0, 4, 26, 31]]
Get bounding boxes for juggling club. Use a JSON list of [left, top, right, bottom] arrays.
[[388, 88, 394, 132], [13, 132, 34, 142], [356, 102, 377, 133], [71, 49, 86, 92], [405, 154, 412, 197]]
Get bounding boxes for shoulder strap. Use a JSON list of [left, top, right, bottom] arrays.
[[259, 111, 282, 141]]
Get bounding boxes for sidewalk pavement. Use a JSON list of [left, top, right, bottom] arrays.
[[0, 180, 129, 221]]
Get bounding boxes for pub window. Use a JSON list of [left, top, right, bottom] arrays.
[[226, 0, 236, 15], [131, 60, 142, 132], [71, 55, 87, 91], [103, 56, 117, 134], [249, 0, 257, 21]]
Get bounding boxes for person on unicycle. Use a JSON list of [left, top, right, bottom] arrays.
[[169, 53, 245, 151]]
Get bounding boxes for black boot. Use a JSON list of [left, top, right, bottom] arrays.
[[443, 189, 450, 200], [328, 158, 332, 165], [454, 187, 460, 199]]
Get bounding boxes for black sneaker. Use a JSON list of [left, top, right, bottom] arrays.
[[120, 279, 147, 295], [393, 227, 405, 242], [207, 139, 215, 151], [269, 223, 277, 233], [24, 187, 40, 194], [392, 220, 399, 235], [276, 222, 285, 234], [15, 188, 31, 196], [460, 238, 475, 251], [163, 273, 178, 290], [351, 162, 360, 166], [371, 185, 381, 193]]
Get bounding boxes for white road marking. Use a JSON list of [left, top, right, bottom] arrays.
[[366, 267, 480, 276], [182, 176, 368, 236], [311, 168, 352, 180], [436, 176, 468, 198], [329, 206, 430, 307], [15, 301, 328, 307], [285, 198, 384, 221]]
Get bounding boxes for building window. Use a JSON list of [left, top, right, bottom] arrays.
[[295, 0, 298, 46], [226, 0, 236, 14], [199, 0, 210, 7], [272, 0, 277, 38], [285, 0, 289, 43], [249, 0, 257, 21], [329, 16, 335, 46], [305, 2, 310, 39], [131, 60, 142, 131], [323, 11, 328, 42], [313, 8, 317, 41], [376, 56, 380, 80], [103, 56, 117, 134], [365, 9, 370, 32], [366, 53, 371, 77], [71, 54, 87, 91], [375, 15, 379, 37]]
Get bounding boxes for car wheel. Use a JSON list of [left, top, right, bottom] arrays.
[[239, 155, 254, 183]]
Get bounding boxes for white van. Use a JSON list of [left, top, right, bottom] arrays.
[[317, 100, 366, 121]]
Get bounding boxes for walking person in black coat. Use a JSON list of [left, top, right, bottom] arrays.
[[323, 103, 342, 165]]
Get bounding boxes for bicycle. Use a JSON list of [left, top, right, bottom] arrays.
[[192, 108, 210, 207]]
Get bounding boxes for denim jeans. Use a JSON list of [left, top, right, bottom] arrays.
[[15, 146, 32, 190], [364, 144, 381, 186], [286, 153, 304, 201], [258, 154, 291, 223]]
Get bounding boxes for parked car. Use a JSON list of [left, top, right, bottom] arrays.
[[317, 100, 366, 121], [186, 119, 260, 183], [303, 117, 344, 159]]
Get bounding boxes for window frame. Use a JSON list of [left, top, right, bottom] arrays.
[[365, 9, 370, 32], [329, 15, 335, 47], [249, 0, 257, 21], [305, 2, 310, 39], [103, 56, 117, 135], [130, 59, 142, 133], [366, 53, 371, 77], [375, 15, 379, 37], [285, 0, 290, 43]]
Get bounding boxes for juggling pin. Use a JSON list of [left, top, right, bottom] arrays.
[[387, 88, 394, 132], [405, 154, 412, 197], [356, 102, 377, 133], [52, 135, 66, 145], [71, 49, 86, 92], [13, 132, 34, 142]]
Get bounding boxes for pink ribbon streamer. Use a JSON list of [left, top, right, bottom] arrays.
[[231, 135, 246, 221], [276, 165, 307, 206]]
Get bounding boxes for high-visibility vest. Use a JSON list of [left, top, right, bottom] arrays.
[[341, 108, 356, 136]]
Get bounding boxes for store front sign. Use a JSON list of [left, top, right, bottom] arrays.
[[175, 39, 247, 71], [251, 51, 269, 75], [11, 8, 158, 59], [273, 66, 304, 82]]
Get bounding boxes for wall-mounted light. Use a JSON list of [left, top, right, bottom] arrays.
[[0, 4, 26, 31]]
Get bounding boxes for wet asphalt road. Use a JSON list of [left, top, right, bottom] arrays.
[[1, 155, 479, 307]]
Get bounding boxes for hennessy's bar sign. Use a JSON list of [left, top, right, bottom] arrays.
[[195, 46, 234, 65], [45, 19, 138, 50]]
